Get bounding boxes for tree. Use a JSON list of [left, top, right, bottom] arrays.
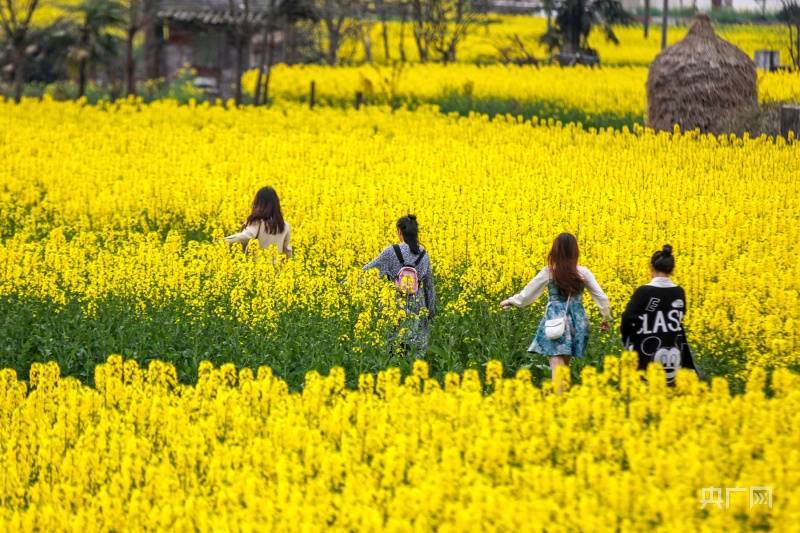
[[232, 0, 307, 104], [754, 0, 768, 18], [142, 0, 160, 79], [408, 0, 481, 63], [314, 0, 357, 65], [540, 0, 632, 61], [228, 0, 253, 104], [397, 0, 409, 61], [0, 18, 76, 85], [541, 0, 555, 31], [253, 0, 289, 105], [0, 0, 42, 102], [352, 0, 375, 62], [64, 0, 124, 99], [374, 0, 390, 61], [779, 0, 800, 69], [277, 0, 317, 64], [119, 0, 156, 97]]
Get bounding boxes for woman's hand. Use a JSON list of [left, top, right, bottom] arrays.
[[499, 299, 513, 310], [600, 321, 610, 333]]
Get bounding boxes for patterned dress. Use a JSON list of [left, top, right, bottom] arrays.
[[363, 243, 436, 358], [529, 281, 591, 357], [506, 266, 610, 359]]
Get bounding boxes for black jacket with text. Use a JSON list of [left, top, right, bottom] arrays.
[[620, 281, 697, 385]]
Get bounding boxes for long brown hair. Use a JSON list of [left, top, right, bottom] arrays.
[[245, 186, 285, 234], [548, 233, 583, 297]]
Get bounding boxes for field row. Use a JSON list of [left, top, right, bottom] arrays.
[[241, 64, 799, 128], [1, 100, 798, 385], [0, 354, 797, 530], [315, 16, 788, 66]]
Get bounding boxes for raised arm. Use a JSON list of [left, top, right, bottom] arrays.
[[224, 221, 258, 245], [579, 267, 611, 321], [363, 247, 393, 278], [502, 267, 549, 308]]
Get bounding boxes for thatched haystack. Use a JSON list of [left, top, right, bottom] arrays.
[[647, 14, 757, 134]]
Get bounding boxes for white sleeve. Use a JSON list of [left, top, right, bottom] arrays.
[[282, 225, 293, 257], [507, 268, 549, 307], [580, 267, 611, 320], [224, 221, 259, 244]]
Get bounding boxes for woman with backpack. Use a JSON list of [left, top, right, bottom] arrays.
[[363, 214, 436, 358], [500, 233, 611, 380], [224, 186, 293, 257], [620, 245, 699, 385]]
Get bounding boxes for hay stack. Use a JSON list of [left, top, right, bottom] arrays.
[[646, 14, 757, 134]]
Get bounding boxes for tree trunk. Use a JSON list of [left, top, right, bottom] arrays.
[[126, 28, 136, 96], [12, 44, 25, 103], [107, 62, 121, 101], [288, 22, 299, 64], [254, 67, 264, 105], [410, 0, 427, 62], [567, 1, 582, 53], [362, 25, 372, 63], [282, 20, 294, 64], [78, 59, 87, 98], [380, 15, 390, 61], [412, 27, 427, 62], [644, 0, 650, 39], [661, 0, 668, 51], [234, 35, 245, 105], [327, 24, 340, 66], [262, 31, 275, 105], [143, 0, 161, 79], [144, 25, 162, 80], [254, 26, 269, 104], [796, 24, 800, 68], [398, 8, 408, 62], [77, 27, 89, 99], [444, 38, 457, 63]]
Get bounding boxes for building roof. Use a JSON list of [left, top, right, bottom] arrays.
[[157, 0, 278, 25]]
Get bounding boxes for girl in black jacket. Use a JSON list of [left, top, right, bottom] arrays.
[[620, 245, 699, 385]]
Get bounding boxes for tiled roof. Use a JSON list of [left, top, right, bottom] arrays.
[[158, 0, 276, 24]]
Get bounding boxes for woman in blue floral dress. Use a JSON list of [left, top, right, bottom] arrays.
[[500, 233, 611, 380]]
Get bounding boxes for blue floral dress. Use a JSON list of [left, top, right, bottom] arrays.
[[529, 281, 590, 357]]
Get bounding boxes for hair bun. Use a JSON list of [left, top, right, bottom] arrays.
[[662, 244, 673, 256], [407, 214, 417, 221]]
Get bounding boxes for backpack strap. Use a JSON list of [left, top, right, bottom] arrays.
[[392, 244, 406, 265], [413, 249, 426, 267]]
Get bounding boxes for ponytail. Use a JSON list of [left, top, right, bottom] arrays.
[[397, 214, 421, 254]]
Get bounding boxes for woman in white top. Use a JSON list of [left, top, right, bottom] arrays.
[[225, 186, 293, 257], [500, 233, 611, 380]]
